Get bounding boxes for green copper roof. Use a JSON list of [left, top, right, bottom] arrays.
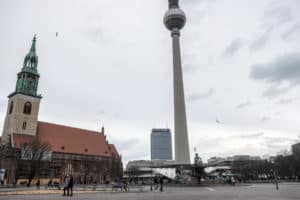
[[22, 35, 39, 75], [14, 36, 41, 97]]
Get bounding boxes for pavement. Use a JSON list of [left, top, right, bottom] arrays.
[[0, 183, 299, 200]]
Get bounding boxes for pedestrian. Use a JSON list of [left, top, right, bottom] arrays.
[[63, 175, 70, 196], [36, 179, 40, 189], [231, 177, 236, 186], [47, 179, 52, 188], [153, 177, 159, 191], [159, 177, 163, 192], [69, 175, 74, 197], [123, 180, 128, 192]]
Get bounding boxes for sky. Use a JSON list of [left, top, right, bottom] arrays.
[[0, 0, 300, 164]]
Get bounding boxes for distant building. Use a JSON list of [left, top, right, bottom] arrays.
[[207, 157, 226, 165], [233, 155, 251, 161], [249, 156, 261, 161], [126, 160, 176, 170], [207, 155, 262, 166], [151, 129, 172, 160], [125, 160, 177, 184]]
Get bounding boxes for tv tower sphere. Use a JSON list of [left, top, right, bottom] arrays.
[[163, 5, 186, 31]]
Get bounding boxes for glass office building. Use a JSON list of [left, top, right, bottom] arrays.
[[151, 129, 172, 160]]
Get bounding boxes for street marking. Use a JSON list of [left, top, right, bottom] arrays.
[[205, 187, 215, 192]]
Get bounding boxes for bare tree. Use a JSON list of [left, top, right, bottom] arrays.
[[0, 138, 21, 185], [21, 138, 51, 186]]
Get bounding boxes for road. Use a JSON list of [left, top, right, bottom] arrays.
[[0, 183, 299, 200]]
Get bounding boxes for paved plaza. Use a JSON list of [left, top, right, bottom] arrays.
[[0, 183, 299, 200]]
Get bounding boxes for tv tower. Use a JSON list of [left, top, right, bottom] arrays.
[[164, 0, 190, 164]]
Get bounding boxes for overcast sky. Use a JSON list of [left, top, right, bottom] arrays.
[[1, 0, 300, 164]]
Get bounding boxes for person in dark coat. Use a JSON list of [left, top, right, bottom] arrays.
[[159, 177, 163, 192], [36, 179, 40, 189], [69, 175, 74, 196], [63, 175, 70, 196], [153, 177, 159, 190]]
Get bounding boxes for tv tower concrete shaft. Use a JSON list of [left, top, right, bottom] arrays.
[[164, 0, 190, 164]]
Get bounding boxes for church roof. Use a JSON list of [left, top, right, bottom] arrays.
[[12, 121, 120, 159]]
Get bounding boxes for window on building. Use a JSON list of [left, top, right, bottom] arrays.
[[9, 101, 14, 114], [23, 102, 32, 115], [22, 121, 27, 130]]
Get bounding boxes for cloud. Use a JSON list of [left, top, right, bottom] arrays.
[[96, 110, 106, 116], [0, 100, 6, 108], [87, 26, 106, 43], [186, 0, 216, 5], [277, 98, 295, 105], [111, 137, 149, 163], [249, 5, 295, 52], [196, 133, 297, 161], [113, 138, 140, 152], [250, 53, 300, 83], [281, 24, 300, 40], [222, 38, 243, 57], [183, 64, 197, 73], [263, 6, 294, 28], [263, 136, 298, 147], [237, 132, 264, 138], [273, 112, 281, 116], [250, 52, 300, 98], [249, 34, 269, 51], [95, 110, 121, 119], [187, 88, 216, 102], [262, 85, 290, 98], [261, 116, 271, 122], [236, 101, 252, 109]]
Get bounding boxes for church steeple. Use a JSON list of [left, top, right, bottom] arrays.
[[2, 36, 42, 143], [22, 35, 38, 74], [30, 35, 36, 52], [11, 35, 41, 98]]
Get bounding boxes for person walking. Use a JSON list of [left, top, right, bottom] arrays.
[[159, 177, 163, 192], [69, 175, 74, 196], [231, 177, 236, 186], [36, 179, 40, 189], [153, 177, 159, 191], [123, 180, 128, 192], [63, 175, 70, 196]]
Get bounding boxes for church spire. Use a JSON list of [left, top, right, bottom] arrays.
[[22, 35, 38, 74], [11, 36, 41, 98], [30, 34, 36, 53]]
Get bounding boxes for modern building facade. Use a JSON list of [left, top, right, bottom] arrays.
[[0, 37, 122, 184], [127, 159, 176, 170], [164, 0, 190, 164], [151, 129, 172, 160], [207, 155, 262, 166]]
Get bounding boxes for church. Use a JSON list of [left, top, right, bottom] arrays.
[[0, 36, 122, 185]]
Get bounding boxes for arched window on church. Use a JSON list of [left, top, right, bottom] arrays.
[[23, 102, 32, 115], [9, 101, 14, 114]]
